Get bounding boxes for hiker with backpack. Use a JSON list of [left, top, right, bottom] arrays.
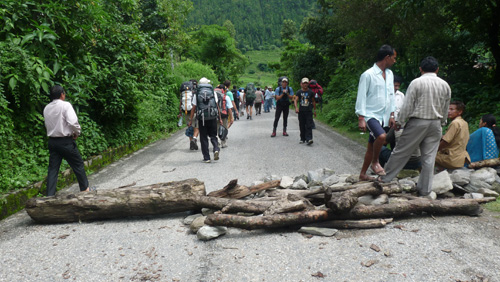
[[188, 77, 221, 163], [308, 79, 323, 129], [271, 77, 294, 137], [294, 78, 317, 145], [232, 85, 240, 120], [178, 79, 199, 150], [223, 80, 239, 121], [243, 83, 257, 120], [214, 84, 234, 148], [254, 87, 264, 115]]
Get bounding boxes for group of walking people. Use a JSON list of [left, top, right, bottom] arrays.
[[355, 45, 500, 198]]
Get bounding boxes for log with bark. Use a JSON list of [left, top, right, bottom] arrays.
[[306, 218, 394, 229], [325, 181, 409, 214], [205, 198, 492, 230], [468, 157, 500, 169], [26, 179, 206, 224], [207, 179, 281, 198]]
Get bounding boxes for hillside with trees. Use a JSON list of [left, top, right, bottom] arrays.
[[185, 0, 317, 50]]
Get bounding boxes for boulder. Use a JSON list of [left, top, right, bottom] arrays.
[[280, 176, 294, 189], [292, 179, 308, 190], [197, 226, 227, 241], [449, 168, 473, 186], [190, 216, 207, 233], [298, 227, 338, 237], [323, 175, 340, 186], [183, 214, 203, 225], [431, 170, 453, 194], [477, 188, 500, 197], [467, 168, 498, 192]]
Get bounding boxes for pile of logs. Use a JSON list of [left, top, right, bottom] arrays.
[[25, 177, 496, 230]]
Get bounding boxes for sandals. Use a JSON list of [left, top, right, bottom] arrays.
[[371, 163, 386, 176]]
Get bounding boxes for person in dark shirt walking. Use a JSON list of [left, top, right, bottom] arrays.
[[294, 78, 316, 144]]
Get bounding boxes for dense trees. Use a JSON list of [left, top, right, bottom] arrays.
[[185, 0, 317, 50], [277, 0, 500, 131], [0, 0, 239, 192]]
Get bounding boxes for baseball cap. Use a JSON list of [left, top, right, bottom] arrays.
[[301, 77, 309, 84], [282, 78, 288, 82]]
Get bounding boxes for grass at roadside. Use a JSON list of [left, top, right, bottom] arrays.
[[485, 198, 500, 213]]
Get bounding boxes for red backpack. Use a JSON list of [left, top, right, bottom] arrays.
[[309, 80, 323, 102]]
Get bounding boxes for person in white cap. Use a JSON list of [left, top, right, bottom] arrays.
[[294, 77, 316, 145], [271, 77, 294, 137]]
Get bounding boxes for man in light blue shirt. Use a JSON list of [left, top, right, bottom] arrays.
[[355, 45, 396, 181]]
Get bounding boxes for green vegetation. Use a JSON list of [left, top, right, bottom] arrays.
[[238, 49, 281, 88], [0, 0, 242, 195], [485, 198, 500, 213], [185, 0, 317, 50]]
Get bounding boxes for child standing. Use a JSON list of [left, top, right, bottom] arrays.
[[294, 77, 316, 145]]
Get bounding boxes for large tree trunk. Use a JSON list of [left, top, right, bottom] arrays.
[[205, 210, 332, 230], [205, 198, 489, 230], [207, 179, 281, 198], [26, 179, 206, 224]]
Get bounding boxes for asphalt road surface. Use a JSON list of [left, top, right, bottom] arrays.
[[1, 109, 499, 281]]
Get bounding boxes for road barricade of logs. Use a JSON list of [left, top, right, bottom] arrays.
[[26, 177, 495, 231]]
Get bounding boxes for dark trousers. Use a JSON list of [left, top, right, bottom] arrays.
[[255, 102, 262, 114], [199, 119, 219, 160], [47, 137, 88, 196], [298, 111, 314, 141], [273, 103, 289, 130]]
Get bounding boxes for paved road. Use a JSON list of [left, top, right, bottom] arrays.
[[1, 110, 500, 281]]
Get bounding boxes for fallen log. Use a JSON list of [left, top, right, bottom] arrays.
[[26, 179, 206, 223], [205, 210, 332, 230], [326, 182, 405, 214], [207, 179, 281, 198], [306, 218, 393, 229], [205, 198, 488, 229], [338, 198, 487, 219], [468, 157, 500, 169]]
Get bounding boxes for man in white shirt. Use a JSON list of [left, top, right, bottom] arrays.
[[43, 85, 93, 196], [355, 45, 396, 181]]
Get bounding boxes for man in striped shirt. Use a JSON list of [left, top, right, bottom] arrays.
[[379, 56, 451, 198]]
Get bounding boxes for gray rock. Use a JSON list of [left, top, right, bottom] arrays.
[[201, 208, 215, 216], [262, 174, 280, 182], [357, 194, 388, 206], [477, 188, 500, 197], [449, 168, 473, 186], [307, 180, 323, 188], [491, 182, 500, 193], [431, 171, 453, 194], [190, 216, 207, 233], [323, 175, 340, 186], [337, 174, 350, 184], [345, 175, 359, 183], [183, 214, 203, 225], [357, 195, 375, 205], [280, 176, 294, 188], [464, 193, 484, 199], [372, 194, 389, 205], [292, 179, 308, 190], [441, 191, 456, 198], [294, 174, 308, 183], [298, 227, 338, 237], [398, 178, 416, 192], [197, 226, 227, 241], [470, 167, 497, 185], [307, 169, 322, 183]]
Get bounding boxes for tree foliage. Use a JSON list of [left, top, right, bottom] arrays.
[[185, 0, 317, 50], [276, 0, 500, 129], [0, 0, 206, 192]]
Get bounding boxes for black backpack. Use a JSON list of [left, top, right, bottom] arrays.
[[196, 84, 218, 123]]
